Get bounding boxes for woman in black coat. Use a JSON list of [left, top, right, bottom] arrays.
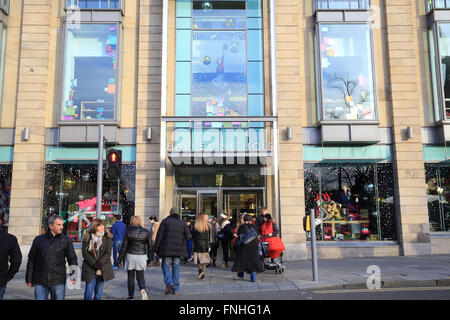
[[231, 214, 264, 282], [82, 218, 114, 300], [192, 212, 212, 280]]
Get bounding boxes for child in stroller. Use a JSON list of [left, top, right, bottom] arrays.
[[260, 214, 286, 274]]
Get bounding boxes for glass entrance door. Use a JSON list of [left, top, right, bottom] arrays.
[[223, 191, 263, 222], [197, 190, 219, 218]]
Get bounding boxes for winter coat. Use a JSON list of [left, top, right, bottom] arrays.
[[192, 224, 213, 253], [0, 231, 22, 287], [26, 231, 78, 286], [231, 224, 264, 274], [218, 221, 234, 242], [118, 226, 152, 263], [154, 214, 191, 258], [81, 231, 115, 283]]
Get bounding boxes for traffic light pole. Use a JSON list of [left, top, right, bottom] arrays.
[[96, 125, 104, 218]]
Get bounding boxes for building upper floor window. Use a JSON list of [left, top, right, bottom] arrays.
[[316, 24, 377, 121], [427, 0, 450, 12], [66, 0, 122, 10], [61, 23, 120, 122], [313, 0, 370, 11]]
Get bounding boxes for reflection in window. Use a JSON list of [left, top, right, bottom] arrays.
[[62, 24, 118, 121], [0, 26, 6, 117], [0, 165, 12, 232], [318, 24, 376, 120], [193, 1, 246, 30], [425, 164, 450, 232], [314, 0, 370, 10], [438, 23, 450, 119], [42, 164, 135, 241], [304, 163, 397, 241]]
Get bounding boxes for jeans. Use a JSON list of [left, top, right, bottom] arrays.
[[127, 270, 146, 298], [34, 284, 66, 300], [220, 239, 230, 263], [187, 239, 193, 259], [237, 272, 256, 282], [161, 257, 181, 293], [113, 240, 123, 267], [0, 285, 6, 300], [84, 277, 105, 300]]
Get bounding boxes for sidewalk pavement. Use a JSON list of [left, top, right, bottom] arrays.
[[3, 255, 450, 300]]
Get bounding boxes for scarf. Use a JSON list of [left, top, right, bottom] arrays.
[[88, 231, 104, 253]]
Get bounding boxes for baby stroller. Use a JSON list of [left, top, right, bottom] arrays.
[[259, 237, 286, 274]]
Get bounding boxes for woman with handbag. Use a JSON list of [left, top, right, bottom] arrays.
[[118, 216, 152, 300], [232, 214, 264, 282], [82, 218, 115, 300], [192, 212, 212, 280]]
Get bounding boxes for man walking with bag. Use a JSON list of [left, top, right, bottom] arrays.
[[26, 215, 78, 300], [154, 208, 191, 295]]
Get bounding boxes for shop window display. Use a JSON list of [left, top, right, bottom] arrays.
[[42, 164, 135, 242], [62, 23, 119, 121], [0, 165, 12, 232], [304, 163, 397, 241], [425, 164, 450, 232], [318, 24, 376, 121]]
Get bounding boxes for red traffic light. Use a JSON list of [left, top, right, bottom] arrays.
[[109, 152, 118, 163]]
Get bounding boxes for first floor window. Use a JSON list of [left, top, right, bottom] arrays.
[[62, 23, 119, 121], [42, 163, 135, 241], [318, 24, 376, 121], [425, 164, 450, 232], [304, 163, 397, 241]]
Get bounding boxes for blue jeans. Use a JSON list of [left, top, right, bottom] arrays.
[[187, 239, 193, 259], [0, 285, 6, 300], [113, 240, 123, 267], [84, 277, 105, 300], [34, 284, 66, 300], [237, 272, 257, 282], [161, 257, 181, 293]]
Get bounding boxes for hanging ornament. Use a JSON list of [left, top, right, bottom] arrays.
[[63, 177, 75, 190], [202, 1, 212, 12], [202, 56, 211, 65]]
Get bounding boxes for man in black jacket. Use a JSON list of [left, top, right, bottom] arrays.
[[154, 208, 191, 295], [26, 215, 78, 300], [0, 230, 22, 300]]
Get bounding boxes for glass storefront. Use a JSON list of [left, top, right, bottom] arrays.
[[62, 23, 119, 121], [0, 165, 12, 231], [317, 24, 376, 121], [175, 165, 266, 223], [304, 163, 397, 241], [42, 163, 135, 241], [425, 164, 450, 232]]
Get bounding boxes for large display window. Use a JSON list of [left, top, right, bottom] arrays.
[[0, 165, 11, 231], [61, 23, 119, 121], [317, 24, 377, 121], [42, 164, 135, 241], [304, 163, 397, 241], [425, 164, 450, 232]]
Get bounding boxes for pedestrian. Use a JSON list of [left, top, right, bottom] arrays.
[[184, 218, 194, 263], [208, 217, 220, 267], [260, 214, 279, 242], [192, 212, 212, 280], [0, 229, 22, 300], [218, 213, 233, 269], [255, 207, 268, 234], [147, 216, 160, 267], [154, 208, 191, 295], [232, 214, 264, 282], [82, 218, 114, 300], [111, 214, 127, 269], [118, 216, 152, 300], [26, 215, 78, 300], [231, 214, 245, 251]]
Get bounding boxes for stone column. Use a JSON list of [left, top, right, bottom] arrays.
[[384, 0, 431, 255], [8, 0, 52, 245], [135, 0, 162, 226]]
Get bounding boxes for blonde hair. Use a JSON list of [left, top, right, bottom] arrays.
[[194, 213, 210, 233], [130, 216, 143, 227]]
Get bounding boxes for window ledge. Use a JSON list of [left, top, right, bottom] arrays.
[[430, 232, 450, 237], [306, 241, 399, 248]]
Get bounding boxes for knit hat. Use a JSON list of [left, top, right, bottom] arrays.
[[220, 213, 229, 220]]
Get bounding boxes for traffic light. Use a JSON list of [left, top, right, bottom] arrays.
[[106, 149, 122, 179]]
